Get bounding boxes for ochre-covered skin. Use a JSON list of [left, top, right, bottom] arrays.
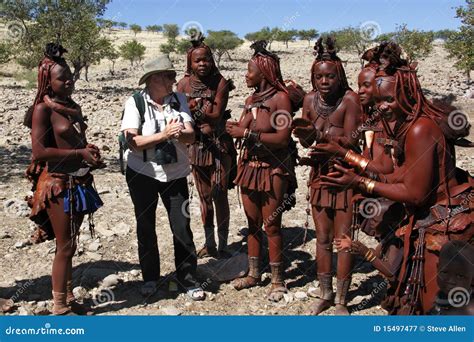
[[177, 40, 236, 256], [226, 44, 295, 300], [294, 38, 363, 315], [29, 47, 103, 315], [321, 43, 474, 314]]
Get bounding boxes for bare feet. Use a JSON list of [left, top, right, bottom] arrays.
[[309, 298, 333, 315], [335, 304, 350, 315], [232, 276, 260, 290], [267, 284, 288, 302]]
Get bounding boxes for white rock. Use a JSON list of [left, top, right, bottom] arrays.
[[112, 222, 132, 236], [86, 252, 102, 261], [283, 292, 294, 304], [87, 241, 101, 252], [102, 274, 120, 288], [307, 287, 318, 298], [294, 291, 308, 300], [36, 301, 46, 308], [130, 270, 140, 277], [14, 240, 29, 249], [72, 286, 88, 300], [161, 306, 182, 316]]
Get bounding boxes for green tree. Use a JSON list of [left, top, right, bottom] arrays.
[[176, 39, 192, 54], [329, 27, 372, 67], [163, 24, 179, 40], [103, 44, 119, 76], [275, 29, 297, 48], [0, 43, 12, 64], [434, 29, 457, 40], [119, 39, 146, 66], [445, 0, 473, 81], [159, 39, 177, 55], [298, 29, 319, 46], [206, 30, 243, 66], [146, 24, 162, 33], [2, 0, 112, 80], [118, 22, 128, 30], [130, 24, 142, 36], [393, 24, 434, 63], [244, 27, 278, 49]]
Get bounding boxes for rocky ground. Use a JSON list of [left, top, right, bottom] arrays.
[[0, 30, 472, 315]]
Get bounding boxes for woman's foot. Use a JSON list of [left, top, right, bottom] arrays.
[[267, 283, 288, 302], [197, 246, 218, 258], [335, 304, 350, 315], [309, 298, 333, 315], [232, 276, 260, 290]]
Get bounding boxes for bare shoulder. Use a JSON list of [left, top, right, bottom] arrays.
[[176, 77, 189, 92], [274, 90, 290, 101], [342, 90, 360, 106], [408, 117, 442, 141], [244, 95, 252, 105], [33, 102, 51, 118], [303, 90, 316, 103]]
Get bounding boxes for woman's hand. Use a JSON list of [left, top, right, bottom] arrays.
[[320, 163, 361, 189], [199, 123, 212, 135], [225, 120, 245, 138], [79, 146, 101, 166], [334, 233, 353, 252], [309, 140, 347, 158], [164, 118, 183, 139]]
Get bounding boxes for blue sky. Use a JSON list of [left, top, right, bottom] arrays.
[[104, 0, 466, 37]]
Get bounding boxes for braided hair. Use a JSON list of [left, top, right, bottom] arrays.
[[249, 40, 287, 93], [24, 43, 69, 128], [374, 43, 470, 143], [311, 36, 350, 91]]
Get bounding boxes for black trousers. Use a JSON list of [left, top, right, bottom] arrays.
[[126, 167, 198, 288]]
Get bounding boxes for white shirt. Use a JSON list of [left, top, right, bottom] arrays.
[[120, 89, 194, 182]]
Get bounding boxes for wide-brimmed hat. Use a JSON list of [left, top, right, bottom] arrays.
[[138, 55, 175, 85]]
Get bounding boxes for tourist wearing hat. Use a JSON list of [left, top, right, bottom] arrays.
[[120, 55, 205, 301]]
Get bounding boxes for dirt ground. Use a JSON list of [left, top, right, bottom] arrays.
[[0, 28, 472, 315]]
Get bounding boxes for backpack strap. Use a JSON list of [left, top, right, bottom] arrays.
[[132, 92, 147, 162], [132, 92, 146, 126]]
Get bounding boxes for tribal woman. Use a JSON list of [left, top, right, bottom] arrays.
[[312, 42, 406, 314], [27, 43, 104, 315], [225, 41, 297, 302], [177, 34, 236, 258], [292, 37, 362, 315], [321, 43, 474, 314]]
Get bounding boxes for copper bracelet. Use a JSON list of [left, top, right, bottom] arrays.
[[359, 177, 376, 194], [344, 150, 370, 171]]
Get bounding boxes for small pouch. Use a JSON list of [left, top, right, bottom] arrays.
[[154, 141, 178, 165]]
